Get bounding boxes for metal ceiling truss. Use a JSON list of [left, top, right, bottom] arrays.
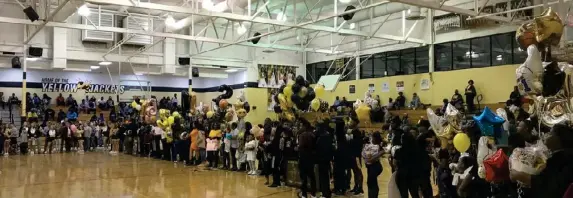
[[82, 0, 426, 50]]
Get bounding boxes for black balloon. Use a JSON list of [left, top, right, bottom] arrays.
[[292, 84, 301, 93], [304, 80, 310, 88], [212, 84, 234, 105], [291, 94, 301, 105], [219, 84, 233, 99], [295, 75, 305, 85], [306, 90, 316, 101], [273, 105, 282, 113], [279, 85, 286, 94], [244, 102, 251, 113]]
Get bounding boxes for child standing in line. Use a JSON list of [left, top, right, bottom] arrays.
[[206, 124, 221, 169], [222, 128, 232, 170], [189, 124, 199, 165], [245, 134, 257, 175], [197, 127, 206, 164]]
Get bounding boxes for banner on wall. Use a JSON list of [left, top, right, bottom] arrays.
[[349, 85, 355, 94], [41, 78, 125, 94], [396, 81, 405, 92], [258, 64, 296, 88], [267, 88, 279, 111], [368, 84, 375, 93], [381, 82, 390, 92], [421, 79, 430, 90]]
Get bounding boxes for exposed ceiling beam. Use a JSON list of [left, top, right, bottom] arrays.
[[0, 16, 340, 54], [25, 0, 71, 44], [389, 0, 518, 23], [84, 0, 425, 43]]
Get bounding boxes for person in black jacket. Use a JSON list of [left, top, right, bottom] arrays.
[[268, 121, 283, 188], [173, 117, 189, 164], [297, 120, 316, 198], [315, 121, 333, 198], [465, 80, 477, 113], [333, 118, 351, 195], [348, 121, 364, 195]]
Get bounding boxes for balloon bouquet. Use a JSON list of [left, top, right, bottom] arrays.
[[427, 104, 464, 149], [514, 7, 570, 127], [210, 84, 234, 123], [273, 76, 329, 123], [234, 91, 250, 130], [141, 98, 158, 124], [505, 8, 564, 181]]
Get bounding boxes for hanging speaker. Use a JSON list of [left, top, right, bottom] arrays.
[[11, 57, 21, 68], [178, 57, 190, 65], [28, 47, 43, 57], [23, 6, 40, 22], [342, 5, 356, 21], [251, 32, 262, 44], [191, 67, 199, 77]]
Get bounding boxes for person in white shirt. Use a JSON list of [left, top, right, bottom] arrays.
[[152, 124, 164, 159], [245, 134, 257, 175]]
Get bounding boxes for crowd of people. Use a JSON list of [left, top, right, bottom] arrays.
[[2, 78, 573, 198]]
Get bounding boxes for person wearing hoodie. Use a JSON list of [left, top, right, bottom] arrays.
[[297, 120, 316, 198], [172, 117, 190, 164], [347, 121, 364, 195], [333, 118, 351, 195], [315, 120, 334, 198], [268, 121, 284, 188]]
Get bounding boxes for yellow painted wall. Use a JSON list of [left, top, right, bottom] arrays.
[[191, 64, 518, 125], [319, 64, 518, 106]]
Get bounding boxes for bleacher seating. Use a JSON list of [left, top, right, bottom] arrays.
[[357, 103, 509, 131], [50, 105, 112, 122]]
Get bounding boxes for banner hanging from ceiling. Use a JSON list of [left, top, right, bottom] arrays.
[[257, 64, 296, 88]]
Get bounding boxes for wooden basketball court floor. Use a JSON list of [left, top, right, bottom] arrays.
[[0, 152, 393, 198]]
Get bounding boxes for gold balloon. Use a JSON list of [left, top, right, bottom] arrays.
[[310, 98, 320, 111], [355, 104, 371, 124], [286, 96, 294, 108], [282, 112, 295, 121], [534, 8, 563, 46], [298, 87, 308, 97], [206, 111, 215, 118], [453, 133, 470, 153], [278, 94, 288, 110], [131, 101, 138, 108], [283, 86, 293, 97], [315, 84, 325, 98], [167, 116, 175, 125]]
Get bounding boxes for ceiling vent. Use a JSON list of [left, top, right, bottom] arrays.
[[406, 7, 425, 20], [82, 10, 115, 42], [123, 16, 153, 45]]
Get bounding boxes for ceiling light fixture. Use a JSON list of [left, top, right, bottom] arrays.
[[90, 65, 100, 69], [98, 61, 112, 66], [27, 57, 39, 61], [77, 4, 91, 17], [225, 69, 238, 73], [202, 0, 228, 13], [349, 23, 356, 29], [276, 11, 287, 22], [237, 24, 247, 35], [339, 0, 351, 3], [165, 15, 176, 27]]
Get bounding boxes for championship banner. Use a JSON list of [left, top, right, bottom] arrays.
[[257, 64, 296, 88]]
